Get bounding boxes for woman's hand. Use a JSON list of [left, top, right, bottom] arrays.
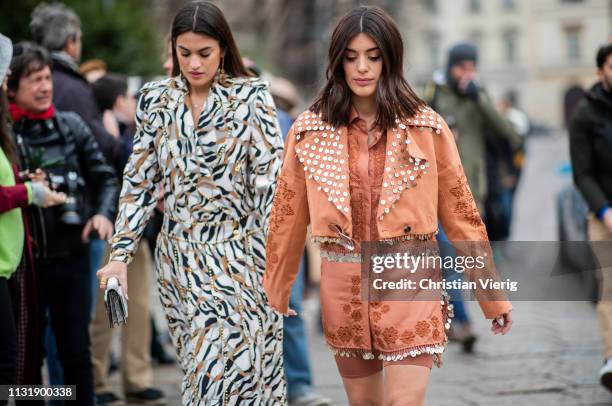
[[82, 214, 114, 242], [285, 308, 297, 317], [30, 181, 66, 208], [97, 261, 129, 298], [491, 310, 513, 335], [27, 168, 48, 186]]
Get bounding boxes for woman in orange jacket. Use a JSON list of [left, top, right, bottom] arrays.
[[263, 6, 513, 405]]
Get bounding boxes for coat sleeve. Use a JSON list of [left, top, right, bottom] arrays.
[[71, 114, 119, 221], [0, 184, 30, 213], [263, 124, 310, 313], [435, 117, 512, 319], [569, 100, 608, 214], [54, 75, 124, 170], [109, 89, 161, 264], [248, 86, 284, 234], [478, 90, 522, 151]]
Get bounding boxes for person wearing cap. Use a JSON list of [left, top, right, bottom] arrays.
[[0, 34, 66, 403], [425, 42, 520, 212], [424, 42, 520, 353]]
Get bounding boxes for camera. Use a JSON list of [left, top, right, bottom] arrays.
[[49, 171, 85, 225]]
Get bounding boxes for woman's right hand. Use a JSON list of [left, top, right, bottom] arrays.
[[30, 182, 66, 208], [97, 261, 129, 298]]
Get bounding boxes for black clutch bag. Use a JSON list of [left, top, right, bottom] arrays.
[[104, 277, 129, 328]]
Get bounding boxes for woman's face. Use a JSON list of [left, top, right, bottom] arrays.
[[342, 33, 383, 100], [175, 31, 225, 90]]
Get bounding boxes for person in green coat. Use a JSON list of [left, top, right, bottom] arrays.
[[425, 42, 521, 212], [424, 42, 521, 353]]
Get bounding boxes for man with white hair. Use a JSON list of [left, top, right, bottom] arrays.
[[30, 2, 123, 170]]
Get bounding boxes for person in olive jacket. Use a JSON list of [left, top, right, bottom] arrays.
[[569, 43, 612, 393]]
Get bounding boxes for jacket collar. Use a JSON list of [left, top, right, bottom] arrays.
[[51, 52, 85, 81], [587, 82, 612, 110], [293, 107, 442, 225]]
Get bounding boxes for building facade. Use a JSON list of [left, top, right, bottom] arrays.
[[403, 0, 612, 128]]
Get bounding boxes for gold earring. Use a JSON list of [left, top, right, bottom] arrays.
[[220, 55, 225, 83]]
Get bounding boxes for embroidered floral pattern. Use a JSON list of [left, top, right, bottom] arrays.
[[266, 177, 297, 267], [328, 273, 368, 349], [415, 320, 431, 337], [337, 326, 353, 343], [400, 330, 416, 345], [382, 327, 399, 345], [268, 177, 296, 234], [449, 171, 486, 232]]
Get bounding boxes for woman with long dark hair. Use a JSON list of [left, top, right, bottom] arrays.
[[264, 6, 513, 404], [96, 1, 286, 404]]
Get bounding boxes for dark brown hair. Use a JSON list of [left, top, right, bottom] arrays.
[[310, 6, 424, 130], [170, 1, 251, 79], [7, 42, 51, 99], [0, 87, 16, 164]]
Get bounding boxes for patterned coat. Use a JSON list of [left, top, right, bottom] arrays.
[[109, 75, 286, 405]]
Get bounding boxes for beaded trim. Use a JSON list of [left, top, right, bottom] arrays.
[[320, 250, 362, 263]]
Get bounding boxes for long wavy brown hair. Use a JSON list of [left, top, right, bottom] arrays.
[[310, 6, 424, 131], [170, 1, 251, 79]]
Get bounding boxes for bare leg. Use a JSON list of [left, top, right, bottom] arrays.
[[341, 370, 384, 406], [384, 364, 431, 406]]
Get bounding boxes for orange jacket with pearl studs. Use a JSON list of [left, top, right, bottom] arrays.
[[263, 107, 512, 319]]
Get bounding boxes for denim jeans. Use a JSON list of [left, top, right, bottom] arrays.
[[283, 259, 313, 399], [437, 226, 469, 323]]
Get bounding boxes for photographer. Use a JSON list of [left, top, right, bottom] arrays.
[[7, 42, 118, 405]]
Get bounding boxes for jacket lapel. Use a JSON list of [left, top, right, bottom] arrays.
[[376, 107, 443, 221], [293, 112, 352, 222]]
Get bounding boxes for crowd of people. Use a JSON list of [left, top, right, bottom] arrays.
[[0, 0, 610, 404]]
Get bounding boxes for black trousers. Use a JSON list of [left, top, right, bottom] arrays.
[[38, 253, 93, 406], [0, 277, 17, 406]]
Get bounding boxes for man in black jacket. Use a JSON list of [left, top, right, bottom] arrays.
[[569, 43, 612, 392], [8, 43, 118, 406], [29, 2, 123, 171]]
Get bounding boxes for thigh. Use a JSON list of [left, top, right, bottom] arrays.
[[335, 356, 383, 405], [384, 363, 431, 406]]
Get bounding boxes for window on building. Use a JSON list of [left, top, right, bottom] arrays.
[[422, 0, 437, 14], [502, 0, 516, 11], [469, 0, 482, 13], [468, 30, 483, 55], [564, 26, 582, 61], [503, 30, 518, 63], [424, 31, 441, 68]]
